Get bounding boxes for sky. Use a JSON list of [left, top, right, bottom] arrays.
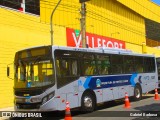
[[151, 0, 160, 5]]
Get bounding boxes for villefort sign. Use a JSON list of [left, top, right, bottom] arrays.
[[66, 28, 125, 49]]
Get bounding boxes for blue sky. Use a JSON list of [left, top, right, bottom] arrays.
[[151, 0, 160, 5]]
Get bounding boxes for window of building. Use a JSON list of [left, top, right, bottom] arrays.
[[0, 0, 21, 10], [25, 0, 40, 15], [0, 0, 40, 15]]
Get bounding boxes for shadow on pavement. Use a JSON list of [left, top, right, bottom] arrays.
[[131, 103, 160, 120]]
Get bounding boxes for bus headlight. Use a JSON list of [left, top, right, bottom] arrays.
[[42, 97, 48, 105], [48, 92, 55, 100], [42, 91, 55, 105], [30, 97, 41, 103]]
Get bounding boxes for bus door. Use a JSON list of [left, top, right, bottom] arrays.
[[56, 57, 79, 109]]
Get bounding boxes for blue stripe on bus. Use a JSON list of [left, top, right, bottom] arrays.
[[130, 73, 137, 87], [83, 76, 92, 89], [83, 74, 137, 90]]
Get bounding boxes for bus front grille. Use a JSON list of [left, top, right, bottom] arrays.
[[16, 103, 41, 109], [15, 89, 43, 96]]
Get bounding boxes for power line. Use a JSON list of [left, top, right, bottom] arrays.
[[86, 14, 145, 36], [86, 10, 144, 33], [87, 9, 145, 30]]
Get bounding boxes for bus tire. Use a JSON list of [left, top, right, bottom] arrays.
[[81, 91, 96, 112], [133, 85, 142, 101]]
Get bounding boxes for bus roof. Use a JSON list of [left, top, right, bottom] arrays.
[[16, 45, 155, 58], [52, 46, 155, 57]]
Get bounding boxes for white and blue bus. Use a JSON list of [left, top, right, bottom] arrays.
[[10, 45, 158, 112]]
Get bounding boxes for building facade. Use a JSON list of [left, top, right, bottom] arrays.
[[0, 0, 160, 108]]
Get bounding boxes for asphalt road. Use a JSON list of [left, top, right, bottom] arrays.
[[3, 94, 160, 120], [72, 94, 160, 120]]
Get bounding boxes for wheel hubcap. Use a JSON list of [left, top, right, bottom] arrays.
[[135, 88, 140, 98], [84, 96, 92, 108]]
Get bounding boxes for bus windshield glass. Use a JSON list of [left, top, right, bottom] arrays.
[[14, 46, 55, 88]]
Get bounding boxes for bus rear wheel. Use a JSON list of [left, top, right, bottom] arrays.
[[81, 92, 96, 112], [134, 85, 142, 101]]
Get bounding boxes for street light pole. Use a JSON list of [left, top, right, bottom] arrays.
[[50, 0, 62, 45]]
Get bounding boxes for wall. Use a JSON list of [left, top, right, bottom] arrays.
[[117, 0, 160, 23], [40, 0, 146, 46], [0, 7, 66, 108]]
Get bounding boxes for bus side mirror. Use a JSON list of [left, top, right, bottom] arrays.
[[7, 66, 10, 77], [7, 63, 14, 80]]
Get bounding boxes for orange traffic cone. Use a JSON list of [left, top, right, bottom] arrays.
[[154, 89, 159, 100], [124, 92, 131, 108], [65, 102, 72, 120]]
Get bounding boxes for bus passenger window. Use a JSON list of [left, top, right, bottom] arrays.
[[84, 61, 91, 75], [83, 61, 96, 75], [96, 54, 110, 75], [101, 61, 109, 75], [72, 60, 77, 76], [56, 59, 78, 77], [135, 56, 143, 73], [111, 55, 123, 74], [123, 55, 134, 73], [101, 66, 108, 74], [59, 60, 68, 76]]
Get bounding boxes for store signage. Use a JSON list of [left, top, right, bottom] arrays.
[[66, 28, 125, 49]]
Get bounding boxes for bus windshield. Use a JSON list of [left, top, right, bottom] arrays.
[[14, 46, 55, 88]]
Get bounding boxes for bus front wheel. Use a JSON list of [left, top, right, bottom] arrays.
[[81, 92, 96, 112], [133, 85, 142, 101]]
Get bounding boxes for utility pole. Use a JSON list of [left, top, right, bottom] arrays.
[[80, 0, 90, 48], [80, 2, 86, 48]]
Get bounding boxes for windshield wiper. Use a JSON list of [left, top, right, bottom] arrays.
[[34, 56, 41, 64]]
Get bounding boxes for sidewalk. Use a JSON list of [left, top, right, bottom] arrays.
[[0, 107, 14, 120], [0, 107, 14, 111]]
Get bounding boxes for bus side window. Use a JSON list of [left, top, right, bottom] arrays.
[[84, 61, 90, 75], [91, 61, 96, 75], [71, 60, 77, 76], [56, 58, 78, 77], [59, 60, 69, 76], [101, 61, 109, 75], [96, 54, 110, 75], [123, 55, 135, 73], [56, 59, 67, 77], [83, 61, 96, 75], [111, 55, 123, 74]]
